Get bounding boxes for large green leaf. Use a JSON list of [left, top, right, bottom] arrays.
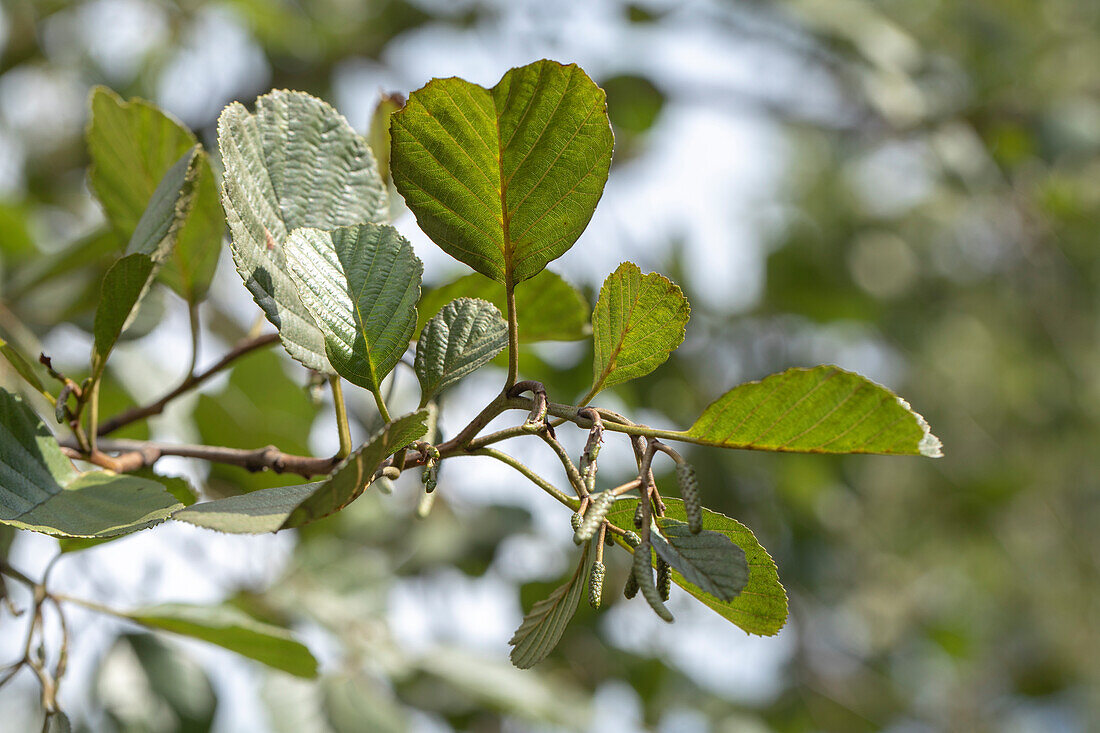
[[0, 388, 182, 538], [218, 90, 388, 373], [415, 298, 507, 404], [416, 269, 590, 342], [285, 224, 421, 395], [175, 409, 429, 533], [120, 603, 317, 678], [92, 147, 200, 383], [58, 473, 198, 553], [684, 366, 943, 456], [87, 87, 223, 303], [608, 498, 788, 636], [650, 517, 748, 601], [391, 59, 614, 285], [509, 543, 590, 669], [588, 262, 689, 400]]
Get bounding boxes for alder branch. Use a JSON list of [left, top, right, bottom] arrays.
[[96, 332, 279, 436], [61, 437, 337, 478]]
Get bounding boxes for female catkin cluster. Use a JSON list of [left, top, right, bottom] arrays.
[[588, 560, 605, 609], [677, 462, 702, 533]]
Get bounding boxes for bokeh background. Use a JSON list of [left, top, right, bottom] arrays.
[[1, 0, 1099, 731]]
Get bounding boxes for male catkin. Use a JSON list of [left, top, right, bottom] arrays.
[[677, 462, 702, 533]]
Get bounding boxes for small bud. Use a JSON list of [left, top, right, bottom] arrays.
[[570, 512, 582, 532], [657, 558, 671, 602], [633, 502, 645, 529], [588, 560, 605, 609], [622, 530, 641, 548], [677, 463, 702, 533]]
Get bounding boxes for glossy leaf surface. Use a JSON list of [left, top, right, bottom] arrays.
[[685, 366, 943, 456], [391, 59, 613, 285]]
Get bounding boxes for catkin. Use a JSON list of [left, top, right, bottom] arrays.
[[632, 540, 674, 622], [633, 502, 645, 529], [677, 463, 702, 533], [570, 512, 582, 532], [589, 560, 605, 609], [657, 558, 671, 601], [622, 530, 641, 548], [623, 572, 639, 599], [573, 492, 616, 544]]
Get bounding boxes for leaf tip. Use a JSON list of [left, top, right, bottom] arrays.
[[896, 396, 943, 458]]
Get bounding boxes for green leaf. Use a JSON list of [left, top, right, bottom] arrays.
[[650, 517, 748, 601], [415, 298, 507, 403], [509, 543, 590, 669], [87, 87, 222, 303], [417, 269, 590, 343], [285, 224, 421, 395], [391, 59, 614, 285], [175, 409, 429, 533], [58, 473, 197, 553], [607, 498, 788, 635], [218, 90, 388, 372], [92, 147, 201, 383], [684, 365, 943, 457], [0, 388, 182, 538], [121, 603, 317, 678], [0, 336, 51, 402], [588, 262, 689, 400]]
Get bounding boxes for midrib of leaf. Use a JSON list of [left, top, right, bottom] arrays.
[[586, 273, 651, 404], [498, 63, 572, 281], [351, 251, 382, 392], [494, 102, 512, 288]]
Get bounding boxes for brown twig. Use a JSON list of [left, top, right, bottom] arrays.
[[61, 437, 338, 478], [96, 332, 279, 436]]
